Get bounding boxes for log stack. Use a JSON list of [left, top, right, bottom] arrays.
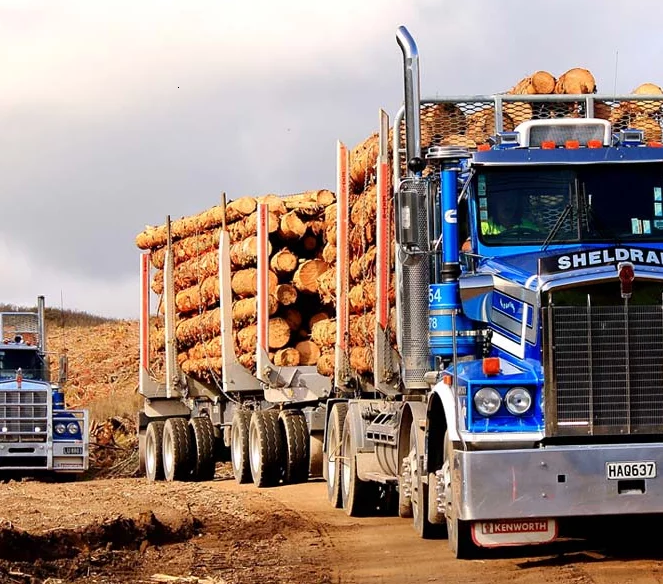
[[135, 190, 336, 384]]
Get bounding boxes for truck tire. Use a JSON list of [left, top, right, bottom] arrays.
[[231, 409, 252, 484], [443, 431, 475, 558], [189, 417, 216, 482], [279, 410, 310, 484], [145, 421, 165, 482], [138, 427, 146, 475], [249, 409, 284, 487], [309, 431, 324, 479], [398, 458, 413, 518], [410, 424, 444, 539], [163, 418, 192, 482], [324, 402, 348, 508], [340, 417, 374, 517]]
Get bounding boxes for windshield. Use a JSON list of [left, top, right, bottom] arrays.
[[476, 163, 663, 246], [0, 348, 46, 380]]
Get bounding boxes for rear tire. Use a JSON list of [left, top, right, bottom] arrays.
[[324, 402, 348, 508], [231, 409, 252, 484], [280, 410, 310, 484], [309, 431, 324, 479], [189, 417, 216, 481], [163, 418, 192, 482], [249, 410, 284, 487], [340, 418, 374, 517], [145, 421, 165, 482]]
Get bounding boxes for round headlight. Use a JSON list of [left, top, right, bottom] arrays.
[[66, 422, 80, 435], [505, 387, 532, 415], [54, 423, 66, 435], [473, 387, 502, 416]]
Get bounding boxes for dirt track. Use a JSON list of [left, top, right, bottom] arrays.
[[2, 468, 663, 584]]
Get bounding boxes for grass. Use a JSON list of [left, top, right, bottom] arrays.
[[0, 303, 119, 328]]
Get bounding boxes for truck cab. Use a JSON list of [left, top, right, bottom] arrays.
[[0, 296, 89, 476]]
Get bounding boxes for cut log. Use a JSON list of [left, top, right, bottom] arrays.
[[274, 348, 301, 367], [350, 246, 377, 282], [295, 340, 321, 366], [350, 186, 377, 227], [135, 205, 226, 250], [231, 268, 278, 298], [256, 194, 287, 216], [151, 230, 220, 269], [270, 248, 298, 276], [350, 133, 379, 194], [226, 196, 257, 223], [350, 346, 373, 375], [238, 352, 256, 370], [266, 317, 292, 349], [244, 210, 279, 238], [278, 211, 307, 240], [349, 281, 376, 314], [309, 312, 331, 330], [293, 259, 329, 294], [310, 318, 336, 348], [275, 283, 298, 306], [229, 236, 271, 269], [180, 357, 223, 376], [281, 189, 336, 208], [350, 313, 376, 346], [187, 336, 223, 360], [554, 68, 596, 94], [175, 276, 219, 313], [325, 224, 337, 246], [232, 295, 278, 327], [237, 325, 258, 354], [316, 353, 335, 377], [176, 308, 220, 345], [322, 243, 336, 265], [317, 267, 336, 305]]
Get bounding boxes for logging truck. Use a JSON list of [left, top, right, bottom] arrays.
[[137, 199, 333, 486], [0, 296, 89, 476], [320, 25, 663, 557]]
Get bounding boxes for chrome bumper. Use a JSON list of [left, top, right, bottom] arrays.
[[455, 442, 663, 520]]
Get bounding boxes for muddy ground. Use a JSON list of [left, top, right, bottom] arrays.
[[2, 465, 663, 584]]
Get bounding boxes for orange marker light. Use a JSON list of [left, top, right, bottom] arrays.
[[587, 139, 603, 149], [482, 357, 500, 376], [541, 140, 556, 150], [477, 144, 491, 152], [565, 140, 580, 149], [648, 141, 663, 148], [442, 374, 453, 386]]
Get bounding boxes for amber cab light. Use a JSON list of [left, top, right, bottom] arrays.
[[648, 141, 663, 148], [477, 144, 491, 152], [442, 374, 453, 386], [540, 140, 556, 150], [587, 139, 603, 149], [565, 140, 580, 149], [482, 357, 501, 376]]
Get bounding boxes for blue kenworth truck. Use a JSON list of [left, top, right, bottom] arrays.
[[321, 25, 663, 558], [0, 296, 89, 476]]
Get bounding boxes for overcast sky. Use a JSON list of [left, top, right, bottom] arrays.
[[2, 0, 663, 319]]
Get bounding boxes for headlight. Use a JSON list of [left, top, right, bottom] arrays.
[[505, 387, 532, 415], [473, 387, 501, 416], [66, 422, 80, 435], [55, 423, 66, 435]]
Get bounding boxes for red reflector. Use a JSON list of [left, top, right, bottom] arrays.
[[648, 141, 663, 148], [587, 139, 603, 149], [540, 140, 556, 150], [477, 144, 491, 152], [618, 262, 635, 299], [16, 371, 22, 389], [482, 357, 500, 376], [565, 140, 580, 149]]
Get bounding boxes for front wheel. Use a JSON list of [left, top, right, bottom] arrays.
[[324, 402, 348, 508], [443, 431, 475, 558], [410, 424, 444, 539], [340, 419, 375, 517]]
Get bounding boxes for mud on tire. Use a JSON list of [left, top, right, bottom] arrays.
[[163, 418, 192, 482]]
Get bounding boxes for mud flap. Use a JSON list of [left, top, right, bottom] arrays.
[[471, 518, 557, 548]]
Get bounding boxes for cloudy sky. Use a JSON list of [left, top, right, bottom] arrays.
[[2, 0, 663, 319]]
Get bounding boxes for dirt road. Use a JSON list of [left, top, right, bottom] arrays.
[[2, 469, 663, 584]]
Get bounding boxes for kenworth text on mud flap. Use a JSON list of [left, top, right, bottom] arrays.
[[0, 296, 89, 475], [321, 25, 663, 557], [137, 206, 330, 487]]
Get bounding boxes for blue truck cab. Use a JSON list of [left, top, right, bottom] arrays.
[[0, 296, 89, 475]]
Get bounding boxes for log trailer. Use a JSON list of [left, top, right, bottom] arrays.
[[321, 25, 663, 557], [138, 208, 331, 486], [0, 296, 89, 476]]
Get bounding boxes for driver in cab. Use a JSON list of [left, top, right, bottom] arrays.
[[481, 191, 539, 236]]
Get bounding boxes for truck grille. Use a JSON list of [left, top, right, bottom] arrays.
[[0, 388, 48, 442], [545, 304, 663, 436]]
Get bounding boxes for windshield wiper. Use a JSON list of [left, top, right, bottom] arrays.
[[541, 203, 573, 252]]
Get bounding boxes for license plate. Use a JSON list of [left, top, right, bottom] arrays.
[[606, 461, 656, 480], [63, 446, 83, 455]]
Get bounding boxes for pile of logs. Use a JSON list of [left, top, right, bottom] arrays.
[[135, 190, 338, 382]]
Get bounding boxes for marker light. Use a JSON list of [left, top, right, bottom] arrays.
[[541, 140, 556, 150], [477, 144, 491, 152], [482, 357, 501, 376], [587, 139, 603, 149], [648, 141, 663, 148], [618, 261, 635, 299], [474, 387, 501, 416], [505, 387, 532, 415], [565, 140, 580, 149]]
